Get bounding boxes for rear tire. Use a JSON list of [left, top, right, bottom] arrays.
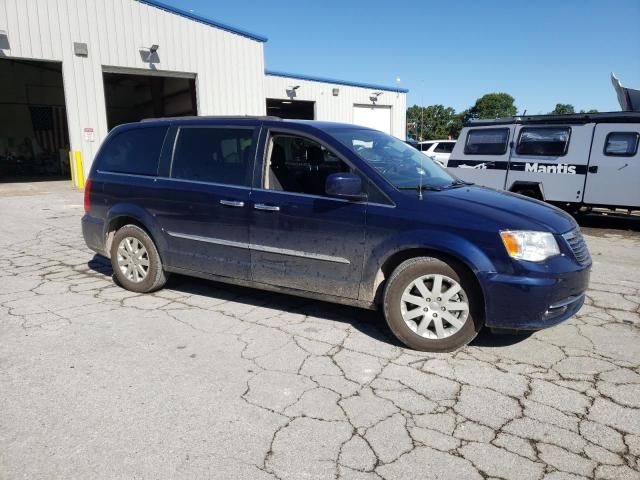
[[110, 225, 168, 293], [382, 257, 483, 352]]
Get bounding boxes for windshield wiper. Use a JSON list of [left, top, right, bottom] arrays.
[[398, 185, 443, 192], [443, 179, 474, 189]]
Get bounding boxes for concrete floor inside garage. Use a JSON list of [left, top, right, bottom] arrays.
[[0, 181, 639, 480]]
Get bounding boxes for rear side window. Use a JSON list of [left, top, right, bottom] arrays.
[[604, 132, 639, 156], [434, 142, 455, 153], [464, 128, 509, 155], [516, 127, 571, 156], [171, 127, 256, 186], [98, 127, 167, 175]]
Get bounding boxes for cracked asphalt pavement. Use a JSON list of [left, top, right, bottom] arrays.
[[1, 182, 640, 480]]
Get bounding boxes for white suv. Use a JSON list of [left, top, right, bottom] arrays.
[[418, 140, 456, 166]]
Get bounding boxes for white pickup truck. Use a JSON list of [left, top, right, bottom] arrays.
[[447, 112, 640, 212]]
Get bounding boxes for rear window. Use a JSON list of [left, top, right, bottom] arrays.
[[434, 142, 455, 153], [171, 127, 256, 186], [97, 126, 167, 175], [464, 128, 509, 155], [604, 132, 639, 156], [516, 127, 571, 156]]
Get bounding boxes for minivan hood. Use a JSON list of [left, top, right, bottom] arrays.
[[411, 185, 577, 234]]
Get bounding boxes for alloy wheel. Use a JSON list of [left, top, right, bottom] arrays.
[[116, 237, 150, 283], [400, 274, 469, 339]]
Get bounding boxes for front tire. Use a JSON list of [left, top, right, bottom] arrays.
[[382, 257, 483, 352], [110, 225, 168, 293]]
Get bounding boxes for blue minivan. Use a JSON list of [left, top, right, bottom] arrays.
[[82, 117, 591, 351]]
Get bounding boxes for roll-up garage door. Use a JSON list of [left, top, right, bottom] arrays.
[[352, 105, 392, 134]]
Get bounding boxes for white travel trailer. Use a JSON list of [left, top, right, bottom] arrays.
[[447, 112, 640, 211]]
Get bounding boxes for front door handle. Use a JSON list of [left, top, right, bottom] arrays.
[[220, 199, 245, 207], [254, 203, 280, 212]]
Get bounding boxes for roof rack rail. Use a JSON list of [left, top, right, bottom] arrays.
[[140, 115, 282, 122], [464, 111, 640, 127]]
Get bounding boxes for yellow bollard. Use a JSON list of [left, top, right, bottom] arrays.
[[69, 151, 76, 186], [74, 150, 85, 188]]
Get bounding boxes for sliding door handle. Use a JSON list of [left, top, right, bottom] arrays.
[[220, 199, 245, 207], [254, 203, 280, 212]]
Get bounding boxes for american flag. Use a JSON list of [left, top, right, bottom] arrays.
[[29, 106, 69, 153]]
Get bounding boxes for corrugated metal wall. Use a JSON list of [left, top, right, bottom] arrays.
[[0, 0, 266, 175], [265, 74, 407, 139]]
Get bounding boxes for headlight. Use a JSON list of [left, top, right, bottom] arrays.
[[500, 230, 560, 262]]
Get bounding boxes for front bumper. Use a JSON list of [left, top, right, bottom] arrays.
[[479, 265, 590, 330]]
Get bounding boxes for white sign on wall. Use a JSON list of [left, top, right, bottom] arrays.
[[83, 127, 95, 142]]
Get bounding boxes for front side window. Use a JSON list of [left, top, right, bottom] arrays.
[[604, 132, 639, 156], [98, 126, 167, 176], [265, 134, 351, 196], [516, 127, 571, 156], [171, 127, 255, 186], [331, 128, 456, 190], [434, 142, 455, 153], [464, 128, 509, 155]]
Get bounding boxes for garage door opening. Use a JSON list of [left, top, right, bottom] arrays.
[[0, 59, 70, 182], [353, 105, 392, 135], [103, 71, 197, 130], [266, 99, 315, 120]]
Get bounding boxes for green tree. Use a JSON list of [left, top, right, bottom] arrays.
[[466, 93, 517, 121], [551, 103, 575, 115], [407, 104, 461, 140], [579, 109, 599, 114]]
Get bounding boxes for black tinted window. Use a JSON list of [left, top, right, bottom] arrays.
[[98, 127, 167, 175], [420, 142, 434, 152], [171, 127, 256, 186], [517, 127, 570, 156], [434, 142, 455, 153], [464, 128, 509, 155], [604, 132, 639, 156]]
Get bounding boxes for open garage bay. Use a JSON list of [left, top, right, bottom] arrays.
[[0, 59, 70, 182], [103, 71, 197, 129]]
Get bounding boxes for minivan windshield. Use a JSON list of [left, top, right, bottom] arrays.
[[331, 128, 459, 190]]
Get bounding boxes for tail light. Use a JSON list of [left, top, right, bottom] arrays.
[[84, 179, 92, 214]]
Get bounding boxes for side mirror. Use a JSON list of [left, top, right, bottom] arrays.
[[325, 172, 367, 201]]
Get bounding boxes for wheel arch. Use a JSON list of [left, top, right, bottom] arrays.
[[378, 248, 485, 311], [103, 204, 165, 259], [509, 181, 545, 200], [365, 238, 491, 324]]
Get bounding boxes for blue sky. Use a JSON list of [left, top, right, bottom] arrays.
[[164, 0, 640, 114]]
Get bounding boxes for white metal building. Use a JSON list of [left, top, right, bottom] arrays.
[[265, 70, 407, 138], [0, 0, 407, 185]]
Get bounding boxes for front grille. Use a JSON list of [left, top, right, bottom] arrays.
[[562, 229, 591, 265]]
